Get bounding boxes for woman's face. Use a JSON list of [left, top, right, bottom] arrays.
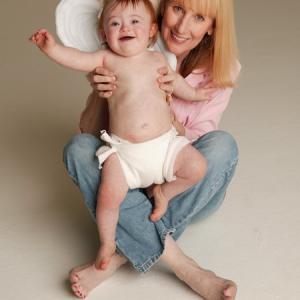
[[161, 0, 214, 61]]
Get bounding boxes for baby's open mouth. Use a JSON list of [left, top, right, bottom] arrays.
[[119, 36, 135, 41]]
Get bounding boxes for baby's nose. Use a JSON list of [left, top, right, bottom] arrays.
[[121, 23, 130, 32]]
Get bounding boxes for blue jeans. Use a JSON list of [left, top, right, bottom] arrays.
[[63, 130, 238, 272]]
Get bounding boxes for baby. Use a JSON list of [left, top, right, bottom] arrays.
[[30, 0, 210, 270]]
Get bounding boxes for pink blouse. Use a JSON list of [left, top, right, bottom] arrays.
[[171, 64, 241, 142]]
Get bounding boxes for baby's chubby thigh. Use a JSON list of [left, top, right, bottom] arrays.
[[100, 153, 129, 207], [172, 143, 207, 184]]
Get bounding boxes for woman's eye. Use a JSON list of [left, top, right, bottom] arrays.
[[173, 5, 183, 13], [195, 15, 204, 22]]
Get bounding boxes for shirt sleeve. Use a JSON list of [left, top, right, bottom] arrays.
[[172, 62, 241, 141], [183, 87, 234, 141]]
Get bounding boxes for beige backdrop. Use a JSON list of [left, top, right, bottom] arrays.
[[1, 0, 300, 299]]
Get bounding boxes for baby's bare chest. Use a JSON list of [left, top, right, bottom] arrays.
[[104, 54, 164, 89]]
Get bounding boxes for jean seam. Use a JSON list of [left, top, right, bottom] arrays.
[[68, 172, 78, 185], [130, 227, 176, 273], [172, 158, 238, 231]]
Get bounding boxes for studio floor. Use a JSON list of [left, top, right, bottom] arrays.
[[0, 0, 299, 299]]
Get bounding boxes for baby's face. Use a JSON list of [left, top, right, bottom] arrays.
[[102, 1, 157, 57]]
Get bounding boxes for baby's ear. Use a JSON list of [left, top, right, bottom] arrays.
[[99, 29, 106, 41], [149, 23, 158, 39]]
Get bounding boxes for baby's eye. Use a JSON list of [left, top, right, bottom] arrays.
[[132, 19, 139, 24], [194, 15, 204, 22], [111, 21, 120, 27]]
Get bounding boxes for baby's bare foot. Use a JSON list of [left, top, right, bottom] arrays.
[[96, 242, 116, 270], [150, 185, 169, 222], [176, 257, 237, 300], [69, 254, 127, 298]]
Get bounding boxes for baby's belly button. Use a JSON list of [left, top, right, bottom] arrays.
[[141, 123, 149, 129]]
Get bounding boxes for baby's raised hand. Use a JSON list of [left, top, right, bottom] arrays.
[[95, 242, 116, 270], [29, 29, 56, 53]]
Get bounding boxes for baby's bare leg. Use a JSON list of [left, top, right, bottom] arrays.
[[161, 235, 237, 300], [96, 153, 129, 270], [150, 144, 207, 221]]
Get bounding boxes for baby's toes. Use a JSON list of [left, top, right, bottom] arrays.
[[69, 270, 80, 283], [71, 283, 86, 299], [150, 208, 165, 222]]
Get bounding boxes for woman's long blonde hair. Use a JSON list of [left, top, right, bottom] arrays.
[[160, 0, 239, 87]]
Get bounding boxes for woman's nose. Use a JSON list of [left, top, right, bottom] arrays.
[[176, 15, 189, 34]]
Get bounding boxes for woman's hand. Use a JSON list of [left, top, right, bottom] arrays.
[[87, 67, 117, 98], [171, 112, 185, 136], [157, 66, 176, 101]]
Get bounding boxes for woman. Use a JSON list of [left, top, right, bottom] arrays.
[[64, 0, 240, 299]]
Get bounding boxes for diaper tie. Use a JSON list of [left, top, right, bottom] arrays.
[[100, 130, 121, 145], [95, 130, 119, 169]]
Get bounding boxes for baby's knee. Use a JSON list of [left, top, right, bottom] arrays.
[[195, 131, 238, 172], [188, 153, 207, 185], [196, 155, 207, 181]]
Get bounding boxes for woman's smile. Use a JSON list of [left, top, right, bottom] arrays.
[[170, 30, 190, 43]]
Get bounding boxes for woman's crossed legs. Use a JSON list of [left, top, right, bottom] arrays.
[[63, 130, 238, 299]]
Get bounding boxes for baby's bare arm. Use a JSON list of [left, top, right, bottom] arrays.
[[30, 29, 104, 72]]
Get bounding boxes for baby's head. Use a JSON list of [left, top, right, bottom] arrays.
[[99, 0, 158, 57]]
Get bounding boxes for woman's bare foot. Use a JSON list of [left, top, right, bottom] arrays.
[[162, 235, 237, 300], [149, 185, 169, 222], [175, 257, 237, 300], [69, 254, 127, 298]]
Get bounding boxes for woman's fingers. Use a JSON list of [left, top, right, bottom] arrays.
[[89, 82, 115, 98], [157, 66, 175, 95], [157, 65, 169, 76], [93, 74, 116, 84], [99, 91, 113, 98], [87, 73, 116, 84], [86, 66, 116, 98], [159, 83, 174, 95], [158, 74, 175, 84], [157, 66, 176, 83], [94, 83, 116, 91], [94, 66, 115, 77]]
